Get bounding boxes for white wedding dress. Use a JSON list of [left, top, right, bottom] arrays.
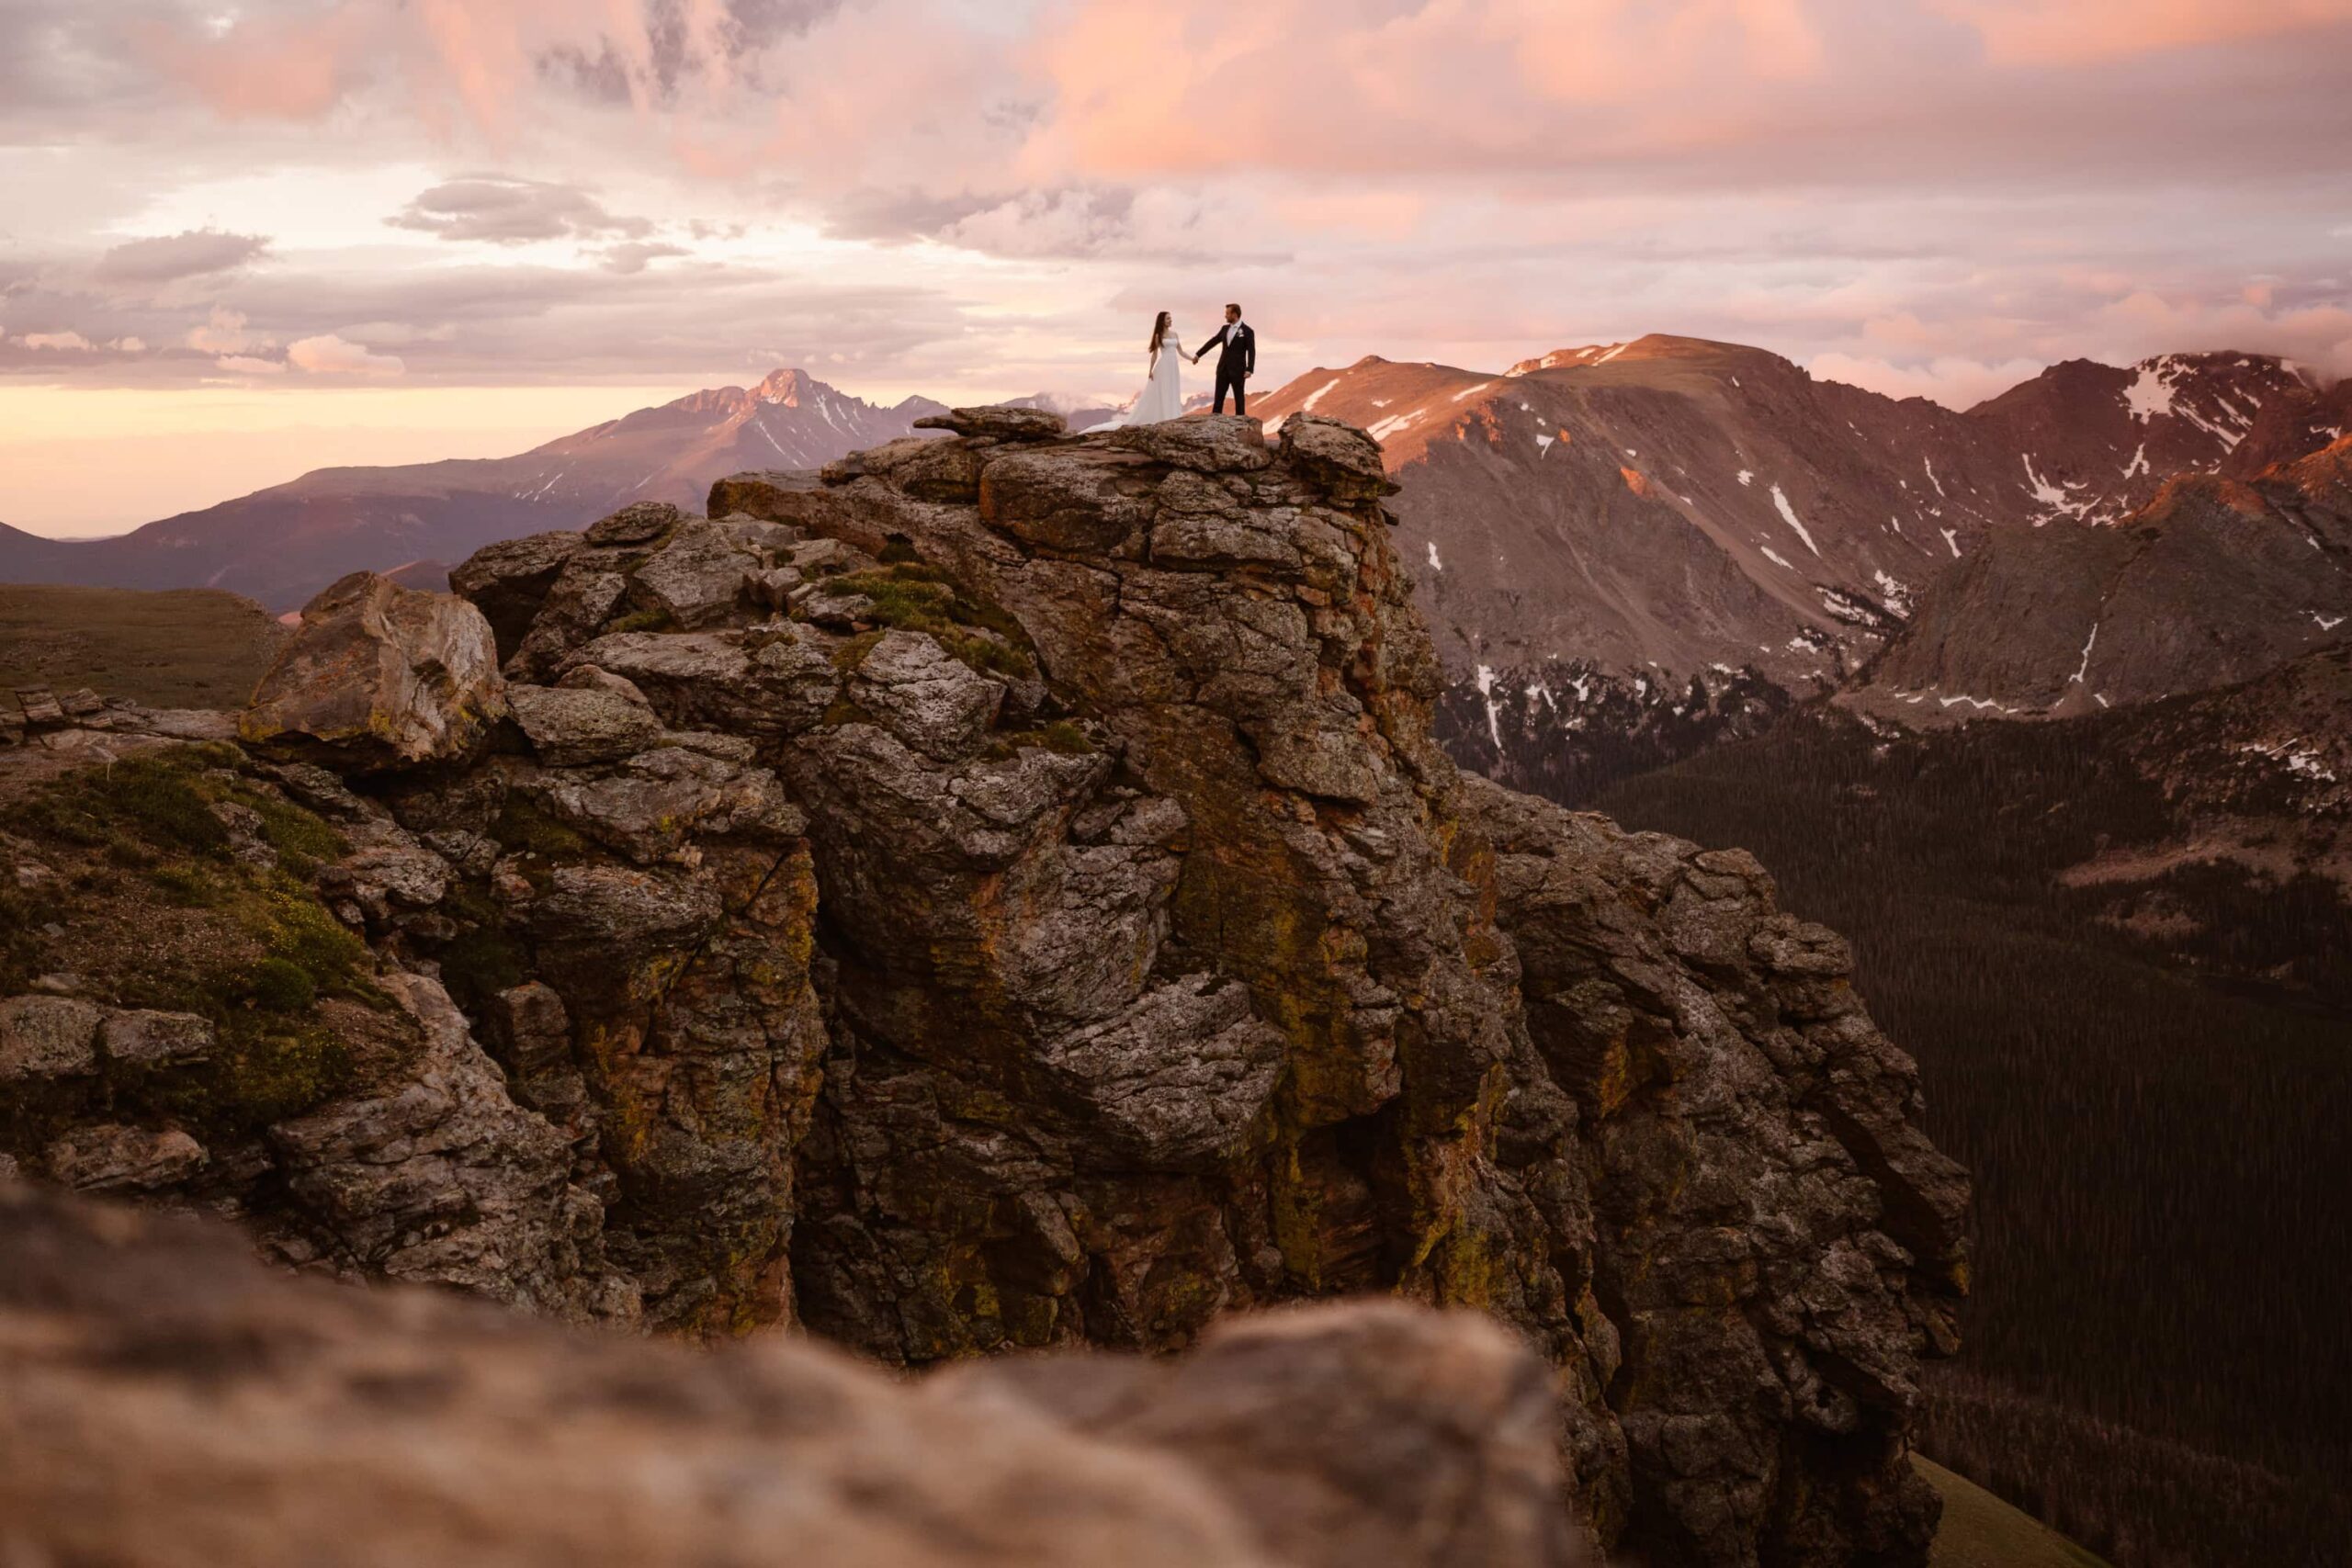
[[1110, 327, 1188, 427]]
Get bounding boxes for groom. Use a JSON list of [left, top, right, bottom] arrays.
[[1195, 303, 1256, 416]]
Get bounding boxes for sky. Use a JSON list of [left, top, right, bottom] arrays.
[[4, 0, 2351, 536]]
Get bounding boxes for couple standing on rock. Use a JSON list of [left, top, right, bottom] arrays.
[[1109, 303, 1257, 428]]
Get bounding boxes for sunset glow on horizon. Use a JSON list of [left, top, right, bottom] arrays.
[[5, 0, 2350, 536]]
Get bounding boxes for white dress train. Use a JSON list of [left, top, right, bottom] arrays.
[[1110, 328, 1188, 427]]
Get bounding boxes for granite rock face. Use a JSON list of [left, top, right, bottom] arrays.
[[0, 1183, 1587, 1568], [3, 410, 1968, 1567]]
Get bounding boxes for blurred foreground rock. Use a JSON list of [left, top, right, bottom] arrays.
[[0, 1182, 1583, 1568]]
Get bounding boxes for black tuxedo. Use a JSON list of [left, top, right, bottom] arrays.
[[1196, 320, 1256, 415]]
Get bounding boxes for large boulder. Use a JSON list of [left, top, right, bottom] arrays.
[[915, 405, 1069, 441], [585, 500, 687, 547], [1277, 413, 1400, 501], [506, 682, 665, 767], [846, 629, 1006, 761], [41, 1123, 207, 1191], [0, 996, 102, 1082], [241, 572, 505, 773], [1102, 413, 1273, 474], [625, 519, 760, 629]]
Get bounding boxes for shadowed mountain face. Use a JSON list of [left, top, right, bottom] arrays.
[[1249, 334, 2349, 800], [1847, 435, 2352, 723], [0, 370, 946, 612]]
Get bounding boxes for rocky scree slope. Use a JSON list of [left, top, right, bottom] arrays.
[[0, 408, 1969, 1568]]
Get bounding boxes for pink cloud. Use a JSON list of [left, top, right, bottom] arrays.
[[137, 4, 378, 121], [1928, 0, 2352, 66], [186, 308, 260, 355], [2091, 290, 2352, 376], [1811, 352, 2053, 409], [288, 334, 407, 376]]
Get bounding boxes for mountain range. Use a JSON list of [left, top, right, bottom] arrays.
[[0, 370, 952, 611], [6, 335, 2347, 775], [1246, 334, 2352, 796]]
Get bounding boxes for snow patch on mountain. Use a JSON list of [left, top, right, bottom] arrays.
[[2070, 623, 2099, 684], [2125, 358, 2179, 422], [1770, 485, 1821, 556]]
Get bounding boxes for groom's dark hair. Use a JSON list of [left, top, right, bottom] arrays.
[[1227, 303, 1241, 316]]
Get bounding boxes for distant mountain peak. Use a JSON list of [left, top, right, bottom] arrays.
[[1505, 334, 1794, 379], [754, 367, 821, 407], [1507, 343, 1632, 375], [0, 367, 944, 609]]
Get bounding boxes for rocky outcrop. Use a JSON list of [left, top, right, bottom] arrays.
[[0, 1182, 1585, 1568], [2, 409, 1968, 1566], [1464, 777, 1969, 1560]]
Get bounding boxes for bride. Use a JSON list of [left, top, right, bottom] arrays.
[[1108, 311, 1195, 427]]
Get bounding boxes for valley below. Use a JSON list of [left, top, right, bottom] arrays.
[[1594, 702, 2352, 1568]]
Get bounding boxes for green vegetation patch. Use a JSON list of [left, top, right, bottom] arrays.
[[491, 793, 595, 864], [980, 721, 1097, 761], [130, 1014, 357, 1145], [1, 743, 380, 1156], [19, 744, 349, 876], [829, 563, 1036, 680], [604, 606, 677, 636]]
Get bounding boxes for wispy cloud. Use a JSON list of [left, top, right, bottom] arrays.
[[92, 229, 272, 287], [387, 175, 652, 243]]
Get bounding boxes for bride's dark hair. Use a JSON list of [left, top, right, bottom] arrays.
[[1149, 310, 1171, 353]]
